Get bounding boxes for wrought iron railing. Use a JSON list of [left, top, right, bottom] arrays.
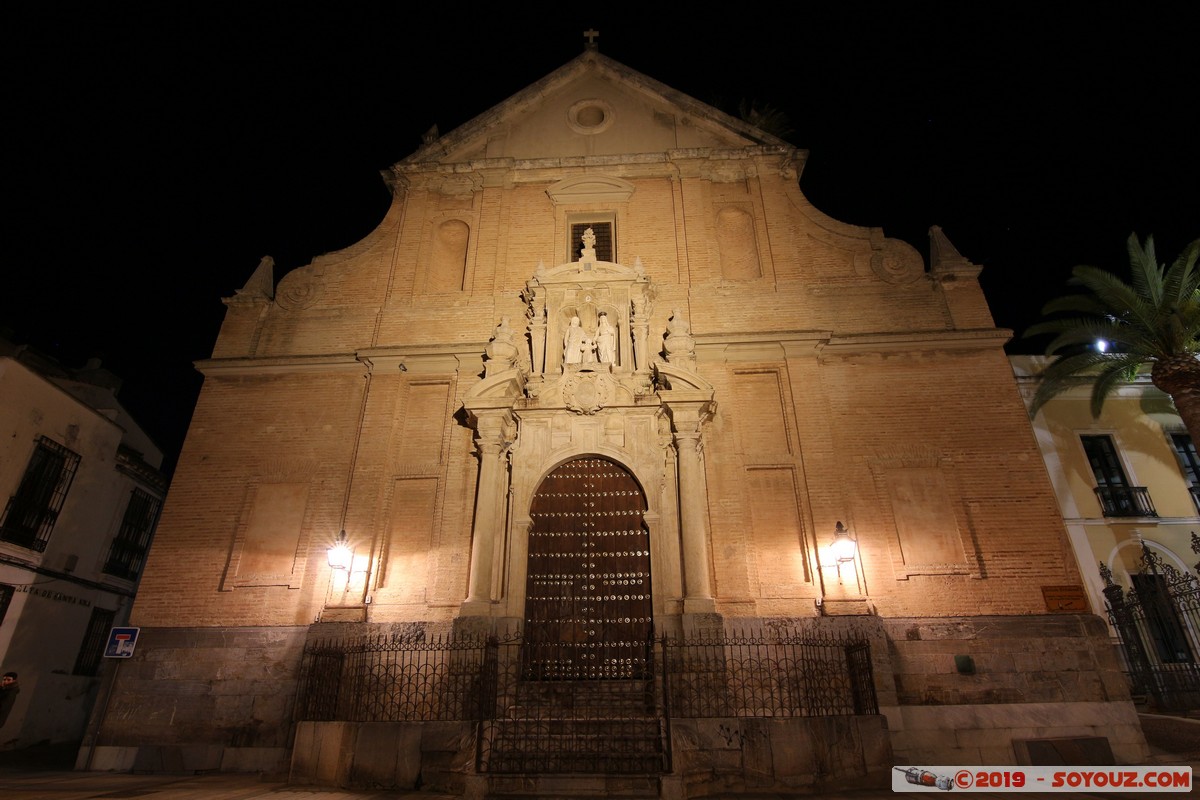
[[295, 632, 490, 723], [1094, 485, 1157, 517], [662, 629, 878, 718], [1101, 539, 1200, 709], [294, 628, 879, 774]]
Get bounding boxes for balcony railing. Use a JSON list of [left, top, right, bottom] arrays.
[[1094, 485, 1157, 518]]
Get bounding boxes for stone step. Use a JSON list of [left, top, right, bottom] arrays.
[[513, 680, 655, 703], [487, 773, 661, 797], [483, 717, 667, 776], [498, 702, 656, 718], [487, 717, 664, 737], [487, 755, 667, 775]]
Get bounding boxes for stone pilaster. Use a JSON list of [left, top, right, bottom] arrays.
[[462, 409, 513, 613], [672, 412, 715, 613]]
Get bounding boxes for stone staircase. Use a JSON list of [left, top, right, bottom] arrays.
[[481, 679, 668, 795]]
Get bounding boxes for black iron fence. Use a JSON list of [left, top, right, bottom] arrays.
[[1101, 536, 1200, 709], [663, 630, 878, 718], [295, 633, 490, 723], [294, 628, 878, 774]]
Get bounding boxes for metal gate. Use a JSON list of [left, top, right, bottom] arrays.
[[523, 456, 651, 680], [1101, 536, 1200, 710]]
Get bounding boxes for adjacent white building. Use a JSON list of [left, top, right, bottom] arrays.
[[0, 342, 166, 750]]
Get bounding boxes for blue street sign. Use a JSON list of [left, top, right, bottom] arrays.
[[104, 627, 140, 658]]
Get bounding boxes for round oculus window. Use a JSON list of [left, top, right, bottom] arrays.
[[567, 99, 614, 134]]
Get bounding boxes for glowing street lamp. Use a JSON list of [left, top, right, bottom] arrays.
[[829, 521, 857, 564], [327, 530, 353, 571]]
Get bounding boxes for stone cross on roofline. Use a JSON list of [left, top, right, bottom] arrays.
[[583, 28, 599, 49]]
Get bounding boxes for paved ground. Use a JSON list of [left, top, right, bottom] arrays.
[[0, 716, 1198, 799]]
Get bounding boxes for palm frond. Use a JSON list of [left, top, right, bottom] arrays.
[[1162, 238, 1200, 309], [1027, 235, 1199, 431], [1070, 265, 1162, 333], [1027, 316, 1162, 356], [1087, 356, 1145, 417], [1126, 233, 1163, 307], [1028, 351, 1146, 417]]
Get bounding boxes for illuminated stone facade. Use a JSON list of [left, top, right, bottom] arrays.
[[94, 49, 1148, 788]]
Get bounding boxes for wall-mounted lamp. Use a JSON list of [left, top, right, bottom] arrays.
[[830, 521, 857, 563], [327, 530, 353, 571]]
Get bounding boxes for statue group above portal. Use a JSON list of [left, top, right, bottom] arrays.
[[563, 312, 618, 368]]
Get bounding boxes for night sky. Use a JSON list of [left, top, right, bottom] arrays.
[[5, 5, 1197, 475]]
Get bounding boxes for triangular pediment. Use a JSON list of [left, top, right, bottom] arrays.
[[400, 50, 788, 165]]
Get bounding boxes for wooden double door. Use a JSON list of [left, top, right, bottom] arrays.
[[523, 457, 652, 679]]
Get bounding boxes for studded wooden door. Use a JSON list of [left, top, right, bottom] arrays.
[[523, 456, 651, 679]]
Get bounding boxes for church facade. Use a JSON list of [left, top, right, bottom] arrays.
[[91, 47, 1148, 792]]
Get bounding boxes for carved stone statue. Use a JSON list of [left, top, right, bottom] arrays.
[[564, 315, 588, 365], [596, 312, 617, 364], [664, 307, 697, 365], [484, 315, 520, 375], [579, 227, 598, 262]]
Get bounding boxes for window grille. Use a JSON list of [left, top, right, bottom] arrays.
[[569, 221, 614, 262], [73, 607, 116, 676], [103, 488, 162, 580], [1, 437, 81, 551]]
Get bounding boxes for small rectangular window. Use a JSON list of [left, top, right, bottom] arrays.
[[103, 488, 163, 580], [73, 607, 116, 676], [1170, 434, 1200, 512], [0, 584, 13, 627], [568, 219, 614, 263], [1081, 435, 1156, 517], [1, 437, 81, 552], [1081, 435, 1129, 487]]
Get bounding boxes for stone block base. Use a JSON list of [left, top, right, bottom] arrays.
[[671, 715, 892, 796], [290, 720, 473, 793], [78, 744, 289, 775], [885, 701, 1149, 765]]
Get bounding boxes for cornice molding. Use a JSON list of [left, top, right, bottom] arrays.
[[198, 344, 489, 377]]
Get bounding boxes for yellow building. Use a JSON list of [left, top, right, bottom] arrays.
[[91, 46, 1149, 793], [1013, 355, 1200, 708]]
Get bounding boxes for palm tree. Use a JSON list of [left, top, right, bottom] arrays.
[[1025, 233, 1200, 443]]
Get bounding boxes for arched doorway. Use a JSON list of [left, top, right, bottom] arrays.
[[523, 456, 651, 679]]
